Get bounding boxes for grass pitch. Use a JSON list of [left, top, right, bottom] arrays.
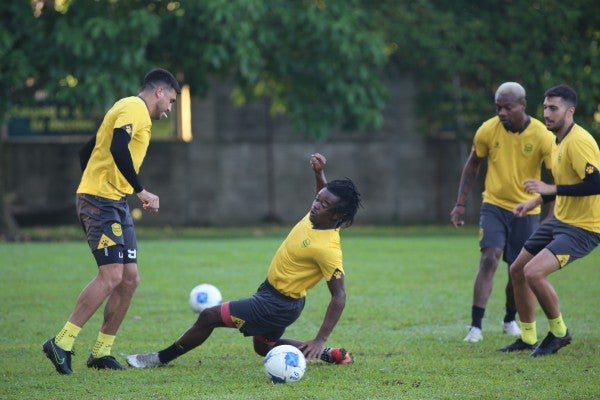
[[1, 225, 598, 399]]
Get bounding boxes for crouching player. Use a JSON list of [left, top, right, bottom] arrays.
[[126, 153, 361, 368]]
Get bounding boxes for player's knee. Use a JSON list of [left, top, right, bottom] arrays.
[[253, 336, 276, 356], [479, 252, 500, 272], [522, 264, 543, 284]]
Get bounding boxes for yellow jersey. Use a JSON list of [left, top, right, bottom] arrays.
[[267, 213, 344, 299], [554, 124, 600, 232], [473, 116, 555, 213], [77, 96, 151, 199]]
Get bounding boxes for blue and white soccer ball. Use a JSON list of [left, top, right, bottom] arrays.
[[264, 345, 306, 383], [189, 283, 222, 313]]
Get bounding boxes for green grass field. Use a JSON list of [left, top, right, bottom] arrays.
[[1, 226, 598, 399]]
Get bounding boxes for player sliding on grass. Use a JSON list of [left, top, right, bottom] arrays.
[[127, 153, 361, 368]]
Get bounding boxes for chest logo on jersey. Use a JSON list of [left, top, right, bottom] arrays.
[[111, 223, 123, 237], [301, 238, 311, 248], [522, 143, 534, 156]]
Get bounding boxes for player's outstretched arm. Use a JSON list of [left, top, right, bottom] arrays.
[[310, 153, 327, 193], [299, 272, 346, 359]]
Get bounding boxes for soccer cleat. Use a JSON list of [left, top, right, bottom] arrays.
[[503, 320, 522, 336], [42, 337, 73, 375], [463, 326, 483, 343], [126, 352, 164, 368], [321, 347, 353, 364], [497, 338, 537, 352], [530, 330, 572, 357], [86, 354, 125, 370]]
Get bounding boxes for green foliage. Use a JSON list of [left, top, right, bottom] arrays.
[[2, 0, 599, 138], [2, 0, 388, 139], [1, 228, 599, 399], [376, 0, 600, 138]]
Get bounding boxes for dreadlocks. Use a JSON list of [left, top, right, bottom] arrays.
[[326, 178, 362, 228]]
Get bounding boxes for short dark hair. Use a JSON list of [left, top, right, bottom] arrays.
[[544, 84, 577, 108], [326, 178, 362, 228], [143, 68, 181, 94]]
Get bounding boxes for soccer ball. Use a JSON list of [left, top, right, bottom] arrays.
[[189, 283, 222, 313], [264, 345, 306, 383]]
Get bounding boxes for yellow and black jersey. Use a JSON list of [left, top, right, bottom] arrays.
[[267, 213, 343, 299], [473, 116, 555, 213], [77, 96, 151, 199], [554, 124, 600, 232]]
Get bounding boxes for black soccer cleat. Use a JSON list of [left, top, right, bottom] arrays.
[[497, 338, 537, 353], [86, 354, 126, 370], [530, 331, 572, 357], [42, 337, 73, 375]]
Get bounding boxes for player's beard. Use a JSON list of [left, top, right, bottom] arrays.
[[546, 114, 567, 133]]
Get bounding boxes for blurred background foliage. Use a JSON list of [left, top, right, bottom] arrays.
[[1, 0, 599, 139]]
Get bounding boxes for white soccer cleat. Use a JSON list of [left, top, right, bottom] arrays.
[[464, 326, 483, 343], [126, 352, 162, 368], [503, 320, 522, 336]]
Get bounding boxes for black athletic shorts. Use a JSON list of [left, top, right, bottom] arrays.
[[479, 202, 540, 264], [76, 193, 138, 267], [524, 216, 600, 268], [222, 280, 305, 342]]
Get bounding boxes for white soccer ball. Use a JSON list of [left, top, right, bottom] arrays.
[[264, 345, 306, 383], [189, 283, 222, 313]]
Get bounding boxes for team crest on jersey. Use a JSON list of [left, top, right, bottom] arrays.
[[556, 254, 570, 268], [97, 234, 117, 249], [522, 143, 533, 155], [585, 163, 597, 175], [121, 124, 133, 136], [111, 223, 123, 236], [301, 238, 311, 248]]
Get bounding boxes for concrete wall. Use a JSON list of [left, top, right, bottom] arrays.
[[4, 77, 484, 227]]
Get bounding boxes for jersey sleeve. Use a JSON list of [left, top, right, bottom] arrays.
[[472, 125, 489, 158], [113, 101, 146, 138], [315, 246, 344, 281], [569, 134, 600, 180]]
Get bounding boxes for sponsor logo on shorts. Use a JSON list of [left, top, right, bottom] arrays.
[[112, 223, 122, 236], [557, 254, 570, 268], [231, 316, 245, 329], [97, 234, 117, 249]]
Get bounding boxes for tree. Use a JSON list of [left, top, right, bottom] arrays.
[[371, 0, 600, 139]]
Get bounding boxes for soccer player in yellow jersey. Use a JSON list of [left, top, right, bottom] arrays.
[[42, 68, 180, 374], [499, 84, 600, 356], [451, 82, 556, 343], [126, 153, 362, 368]]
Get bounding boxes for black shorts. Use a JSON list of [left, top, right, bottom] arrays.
[[222, 280, 305, 342], [76, 194, 138, 267], [479, 202, 540, 264], [524, 216, 600, 268]]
